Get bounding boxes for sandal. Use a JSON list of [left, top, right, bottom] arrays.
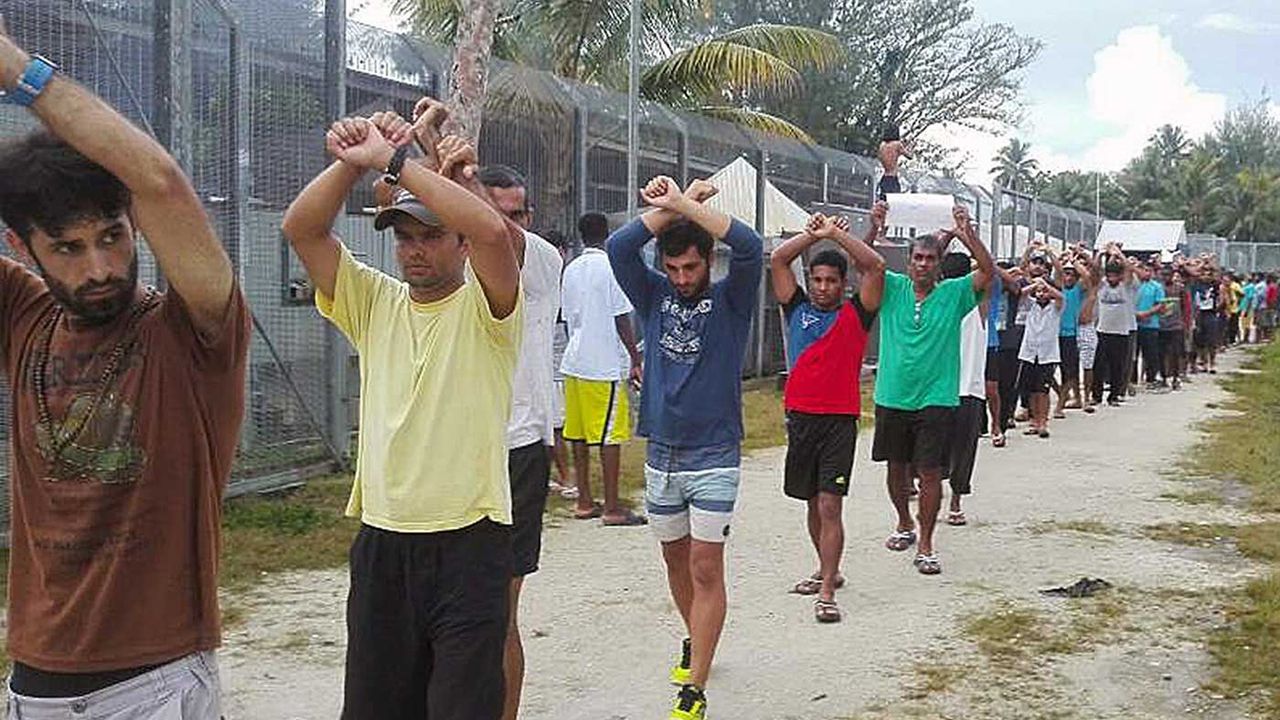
[[1023, 426, 1040, 436], [790, 573, 847, 595], [947, 510, 967, 526], [602, 509, 648, 526], [1038, 428, 1050, 439], [1053, 410, 1067, 419], [992, 433, 1007, 448], [549, 480, 580, 501], [573, 502, 603, 520], [885, 529, 917, 552], [1083, 405, 1096, 414], [913, 553, 943, 575], [814, 598, 842, 624]]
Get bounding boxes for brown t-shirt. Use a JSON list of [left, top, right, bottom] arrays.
[[0, 256, 249, 672]]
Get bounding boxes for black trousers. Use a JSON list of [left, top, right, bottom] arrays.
[[1093, 332, 1130, 403], [997, 345, 1022, 428], [944, 396, 985, 496], [342, 520, 512, 720], [1138, 328, 1161, 384]]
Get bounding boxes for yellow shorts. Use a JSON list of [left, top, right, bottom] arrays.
[[563, 377, 631, 445]]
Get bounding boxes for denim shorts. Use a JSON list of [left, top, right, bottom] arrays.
[[644, 441, 741, 543]]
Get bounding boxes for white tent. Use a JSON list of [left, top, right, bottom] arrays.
[[1096, 220, 1186, 253], [703, 157, 812, 239]]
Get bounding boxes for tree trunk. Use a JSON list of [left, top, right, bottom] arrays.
[[443, 0, 498, 144]]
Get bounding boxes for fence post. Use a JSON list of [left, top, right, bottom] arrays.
[[677, 127, 690, 187], [754, 148, 767, 378], [573, 104, 587, 229], [154, 0, 194, 173], [323, 0, 350, 462]]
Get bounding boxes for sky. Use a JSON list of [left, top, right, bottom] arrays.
[[350, 0, 1280, 184]]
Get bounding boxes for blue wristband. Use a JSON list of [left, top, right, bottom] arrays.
[[3, 55, 58, 107]]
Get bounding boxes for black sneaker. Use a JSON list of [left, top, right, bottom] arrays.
[[669, 638, 692, 686], [670, 684, 707, 720]]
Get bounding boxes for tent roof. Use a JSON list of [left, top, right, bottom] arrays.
[[704, 157, 812, 238], [1096, 220, 1187, 252]]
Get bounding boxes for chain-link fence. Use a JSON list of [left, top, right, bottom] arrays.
[[0, 0, 1110, 524], [1186, 235, 1280, 273]]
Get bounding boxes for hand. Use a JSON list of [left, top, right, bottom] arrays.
[[436, 134, 478, 183], [326, 117, 395, 171], [629, 361, 643, 390], [411, 96, 449, 171], [642, 176, 684, 211], [805, 213, 826, 236], [831, 214, 851, 235], [684, 178, 719, 203], [369, 111, 413, 148], [0, 15, 32, 89], [952, 205, 972, 233], [869, 201, 888, 231]]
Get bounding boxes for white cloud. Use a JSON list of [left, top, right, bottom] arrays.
[[1197, 12, 1280, 35], [941, 25, 1230, 180]]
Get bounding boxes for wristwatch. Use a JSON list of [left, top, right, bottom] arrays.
[[2, 55, 59, 107], [382, 145, 410, 186]]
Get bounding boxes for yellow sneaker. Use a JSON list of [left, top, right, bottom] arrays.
[[668, 637, 692, 686], [669, 684, 707, 720]]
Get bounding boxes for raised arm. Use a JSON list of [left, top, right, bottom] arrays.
[[0, 28, 234, 336], [769, 222, 820, 304], [435, 133, 526, 266], [952, 205, 994, 291], [283, 114, 412, 299], [828, 204, 888, 312]]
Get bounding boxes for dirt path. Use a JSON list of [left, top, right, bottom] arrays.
[[220, 351, 1264, 719]]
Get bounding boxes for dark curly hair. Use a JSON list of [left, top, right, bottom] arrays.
[[0, 130, 131, 245], [657, 221, 713, 261]]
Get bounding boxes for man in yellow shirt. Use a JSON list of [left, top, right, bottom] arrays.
[[282, 112, 521, 720]]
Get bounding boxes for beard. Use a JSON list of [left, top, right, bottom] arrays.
[[41, 255, 140, 326]]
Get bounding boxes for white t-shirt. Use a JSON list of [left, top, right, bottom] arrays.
[[958, 306, 987, 399], [560, 247, 633, 381], [507, 231, 564, 449], [1096, 278, 1138, 336], [1019, 300, 1063, 364]]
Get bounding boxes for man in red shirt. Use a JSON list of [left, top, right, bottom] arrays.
[[769, 204, 886, 623]]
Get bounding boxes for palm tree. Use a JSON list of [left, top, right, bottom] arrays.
[[1151, 124, 1191, 169], [390, 0, 841, 140], [444, 0, 500, 142], [1215, 168, 1280, 241], [1160, 149, 1223, 233], [990, 138, 1039, 193]]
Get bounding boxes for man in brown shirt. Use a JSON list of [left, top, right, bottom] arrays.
[[0, 21, 248, 719]]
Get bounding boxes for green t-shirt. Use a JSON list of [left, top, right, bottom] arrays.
[[874, 270, 979, 411]]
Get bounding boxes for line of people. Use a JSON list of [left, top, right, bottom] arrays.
[[2, 26, 1276, 720]]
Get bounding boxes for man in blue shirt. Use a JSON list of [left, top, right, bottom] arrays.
[[1055, 253, 1086, 416], [609, 175, 762, 720], [1134, 261, 1167, 390]]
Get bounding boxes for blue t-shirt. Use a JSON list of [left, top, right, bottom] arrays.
[[986, 273, 1003, 349], [1243, 283, 1257, 314], [1136, 279, 1166, 330], [608, 217, 762, 448], [1060, 284, 1084, 337]]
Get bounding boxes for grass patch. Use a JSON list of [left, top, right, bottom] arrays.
[[964, 595, 1129, 668], [1142, 522, 1236, 548], [907, 662, 967, 698], [965, 605, 1050, 665], [1182, 342, 1280, 716], [219, 475, 360, 591], [1028, 519, 1118, 537], [1160, 488, 1226, 506]]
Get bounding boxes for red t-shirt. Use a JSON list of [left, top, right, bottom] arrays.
[[782, 289, 875, 415], [1, 257, 249, 672]]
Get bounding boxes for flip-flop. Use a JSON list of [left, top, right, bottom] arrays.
[[885, 529, 917, 552], [947, 510, 968, 526], [814, 598, 842, 624], [573, 503, 603, 520], [602, 509, 648, 527], [992, 433, 1007, 448], [1083, 405, 1097, 414], [790, 574, 847, 595], [1053, 411, 1067, 419], [913, 553, 942, 575], [1038, 429, 1051, 439]]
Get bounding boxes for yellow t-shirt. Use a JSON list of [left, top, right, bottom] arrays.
[[317, 245, 523, 532]]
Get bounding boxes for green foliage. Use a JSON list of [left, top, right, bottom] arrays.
[[990, 138, 1039, 194]]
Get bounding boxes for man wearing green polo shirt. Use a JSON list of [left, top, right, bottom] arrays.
[[870, 205, 994, 576]]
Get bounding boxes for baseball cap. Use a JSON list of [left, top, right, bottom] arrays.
[[373, 189, 444, 231]]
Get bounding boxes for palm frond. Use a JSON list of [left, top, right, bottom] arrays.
[[390, 0, 465, 44], [710, 24, 843, 72], [690, 105, 814, 143], [642, 42, 802, 104]]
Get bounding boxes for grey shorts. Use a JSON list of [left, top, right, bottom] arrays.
[[7, 652, 220, 720]]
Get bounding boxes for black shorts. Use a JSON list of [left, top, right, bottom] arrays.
[[509, 441, 551, 576], [878, 174, 902, 199], [784, 411, 857, 500], [1058, 336, 1079, 381], [343, 520, 511, 720], [984, 347, 1001, 382], [871, 405, 954, 472], [1019, 361, 1056, 394], [1195, 311, 1219, 349]]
